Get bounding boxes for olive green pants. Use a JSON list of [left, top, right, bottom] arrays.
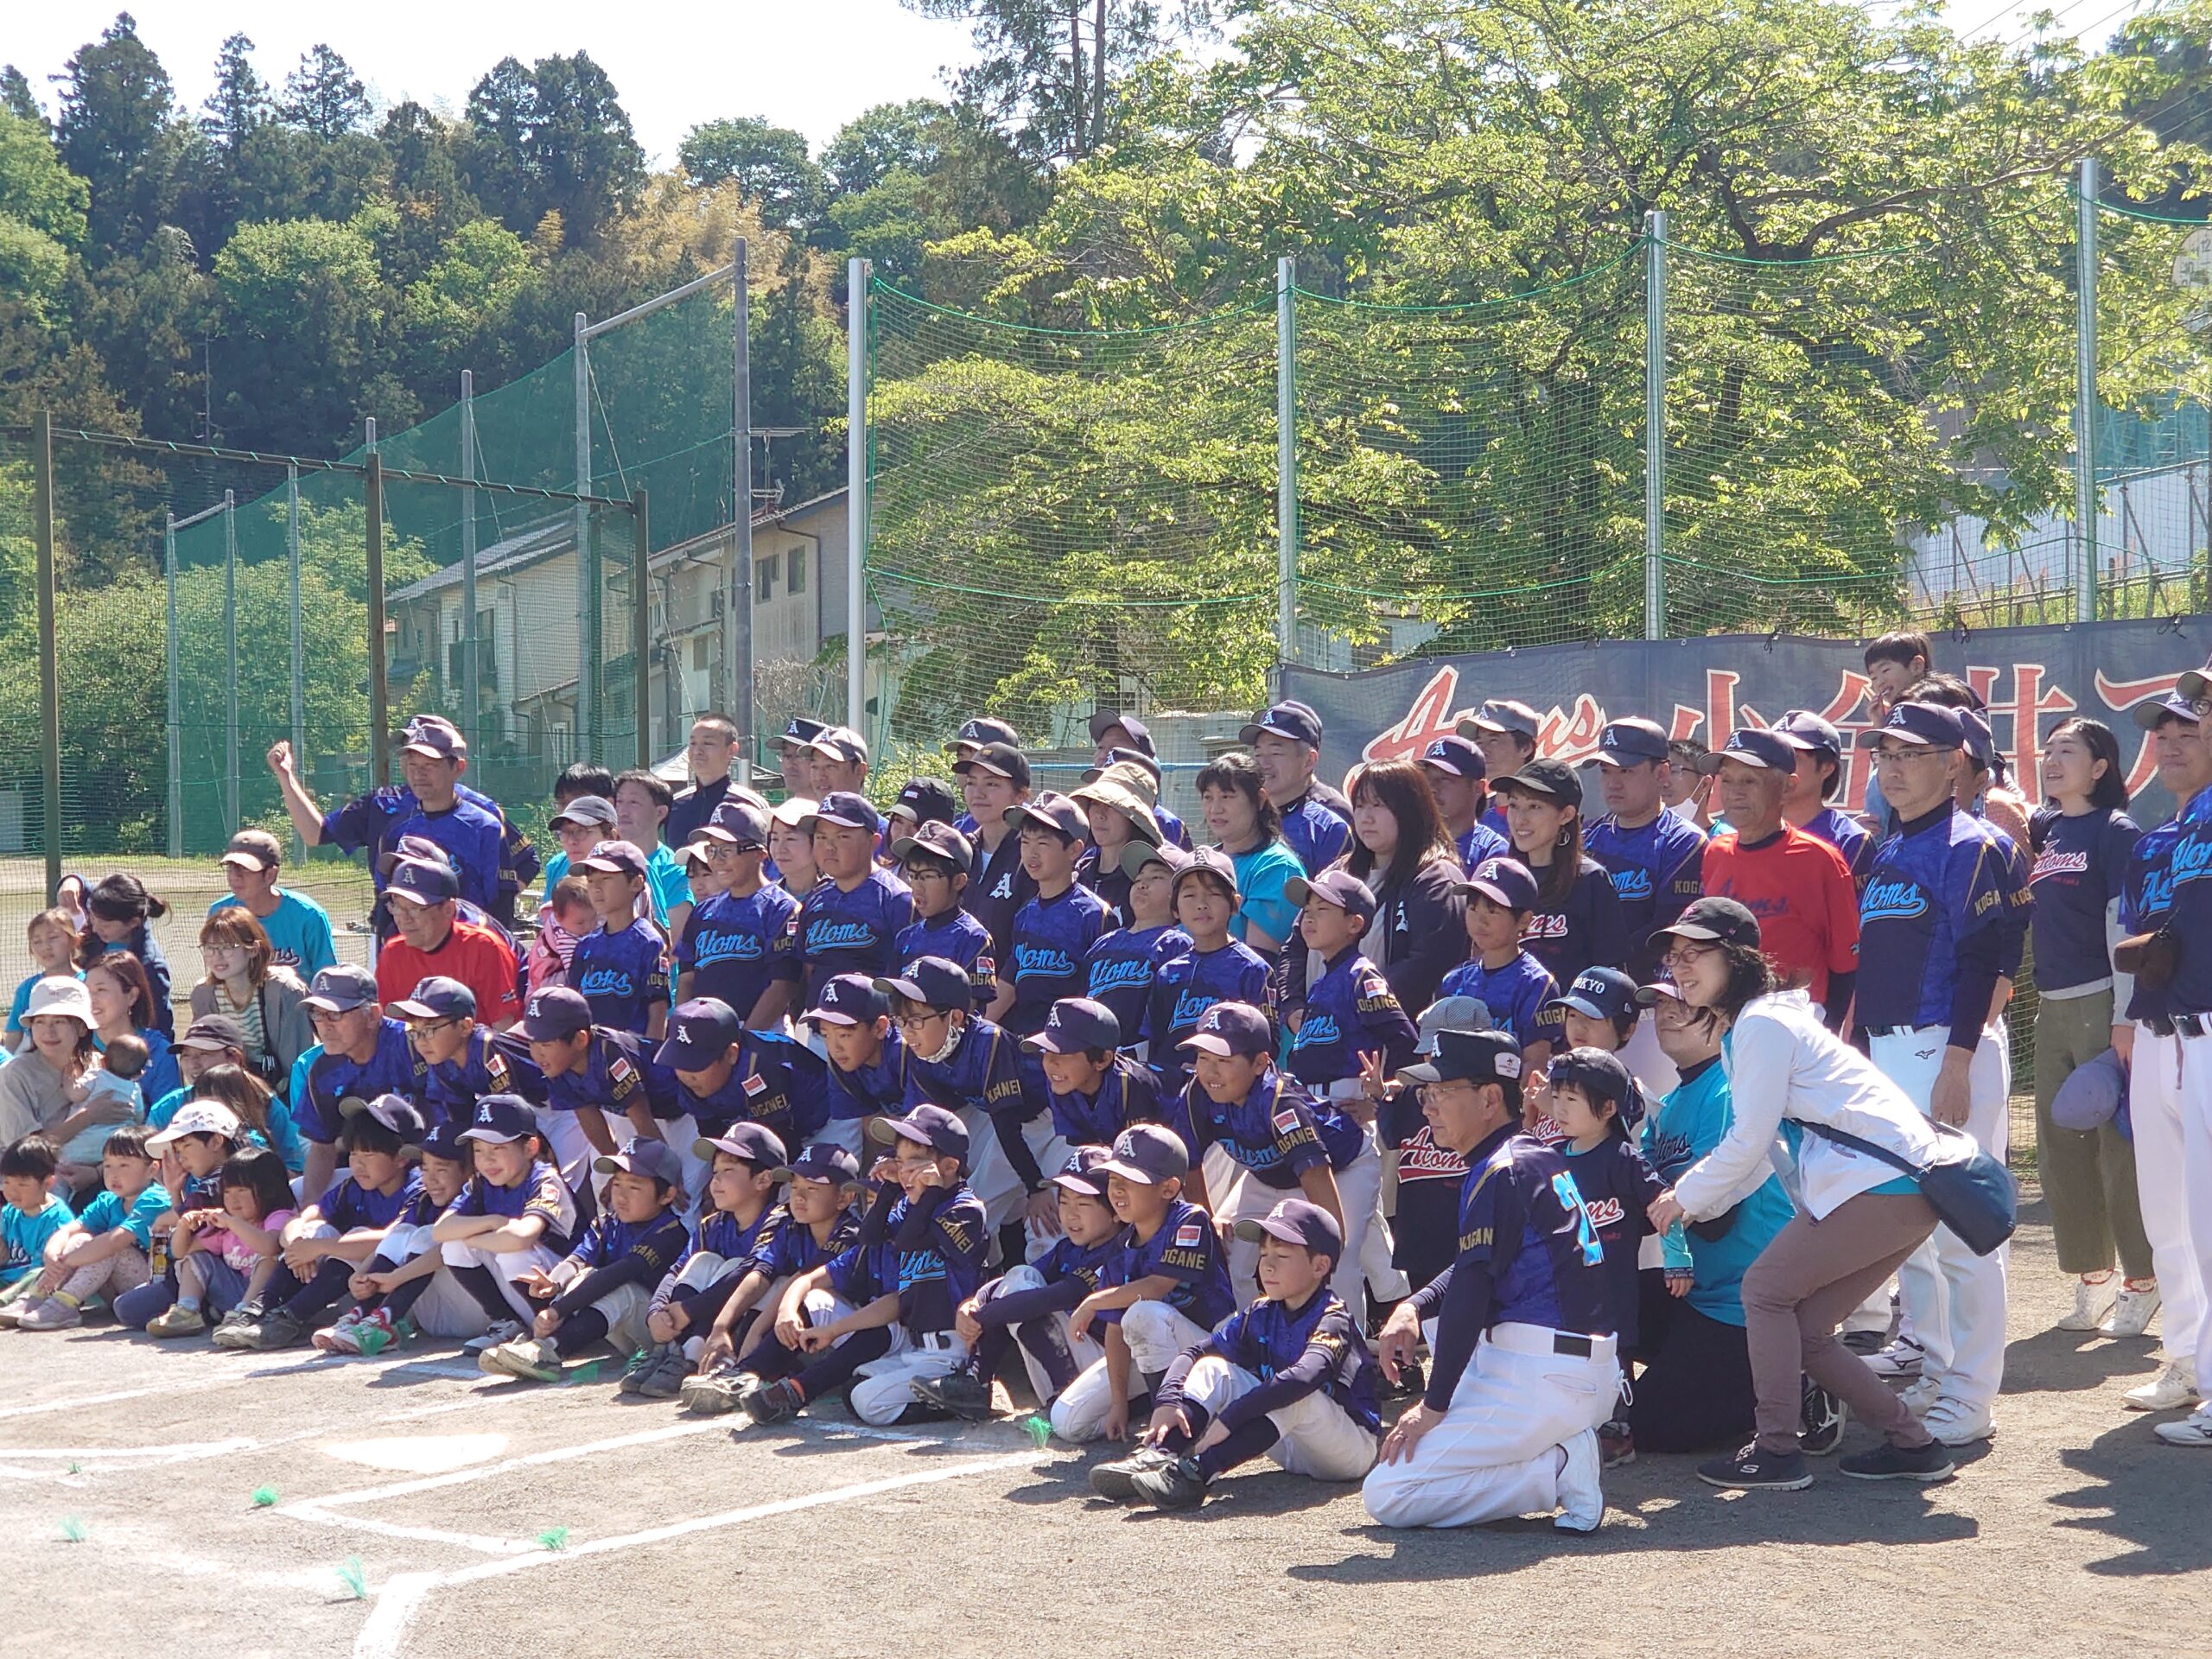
[[2034, 987, 2153, 1278]]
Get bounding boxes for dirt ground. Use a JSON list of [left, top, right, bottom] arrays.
[[3, 1198, 2208, 1659]]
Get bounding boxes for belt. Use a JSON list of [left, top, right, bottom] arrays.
[[1865, 1025, 1923, 1039], [912, 1331, 958, 1351], [1484, 1321, 1614, 1362], [2145, 1016, 2177, 1038], [2177, 1014, 2212, 1039]]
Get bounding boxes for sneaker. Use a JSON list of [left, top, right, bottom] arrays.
[[463, 1318, 524, 1355], [2153, 1407, 2212, 1446], [1897, 1376, 1942, 1417], [1597, 1419, 1636, 1469], [1696, 1443, 1813, 1491], [2121, 1360, 2198, 1413], [247, 1307, 308, 1351], [1801, 1382, 1848, 1457], [741, 1377, 804, 1425], [210, 1313, 262, 1350], [1921, 1402, 1995, 1446], [2059, 1274, 2120, 1332], [146, 1305, 207, 1338], [620, 1343, 668, 1396], [16, 1296, 81, 1332], [1554, 1428, 1605, 1533], [1128, 1454, 1210, 1510], [480, 1336, 564, 1383], [682, 1369, 753, 1416], [1090, 1445, 1177, 1503], [349, 1307, 401, 1357], [315, 1307, 366, 1354], [0, 1295, 35, 1328], [2103, 1281, 2162, 1339], [912, 1370, 998, 1423], [636, 1347, 694, 1400], [1839, 1439, 1955, 1481], [1863, 1338, 1925, 1380]]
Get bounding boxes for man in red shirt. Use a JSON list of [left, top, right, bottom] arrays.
[[1697, 728, 1859, 1032], [374, 856, 522, 1029]]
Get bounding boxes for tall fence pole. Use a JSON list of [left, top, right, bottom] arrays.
[[634, 489, 652, 771], [461, 369, 480, 751], [287, 462, 304, 861], [165, 511, 182, 859], [2075, 157, 2099, 625], [575, 311, 597, 760], [847, 257, 870, 740], [32, 411, 60, 901], [223, 489, 239, 830], [366, 450, 389, 789], [1276, 257, 1299, 668], [1644, 210, 1669, 641], [731, 236, 755, 783]]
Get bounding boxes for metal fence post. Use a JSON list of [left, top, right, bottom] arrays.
[[2075, 157, 2099, 625], [32, 410, 60, 901], [165, 510, 182, 859], [287, 462, 304, 861], [1277, 257, 1299, 667], [847, 257, 870, 739], [731, 236, 755, 783], [461, 369, 480, 750], [1644, 210, 1669, 641], [634, 488, 652, 770], [575, 311, 597, 760], [366, 451, 389, 789], [223, 488, 239, 830]]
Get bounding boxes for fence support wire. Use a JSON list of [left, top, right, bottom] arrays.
[[1645, 212, 1669, 641], [1277, 256, 1300, 664], [848, 257, 871, 740], [34, 410, 60, 901], [2076, 157, 2101, 625]]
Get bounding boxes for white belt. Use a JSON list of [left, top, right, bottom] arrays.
[[1484, 1320, 1617, 1362]]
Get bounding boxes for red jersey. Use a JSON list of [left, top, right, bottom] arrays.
[[375, 916, 522, 1027], [1700, 823, 1859, 1006]]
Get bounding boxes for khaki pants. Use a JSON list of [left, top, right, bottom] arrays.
[[2034, 987, 2152, 1278]]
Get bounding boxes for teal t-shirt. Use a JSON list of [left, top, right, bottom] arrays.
[[544, 846, 686, 927], [77, 1184, 174, 1249], [1226, 838, 1306, 950], [1647, 1059, 1796, 1326], [3, 1193, 74, 1282], [207, 889, 339, 979]]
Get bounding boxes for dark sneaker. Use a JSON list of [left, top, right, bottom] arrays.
[[637, 1347, 694, 1400], [1697, 1443, 1813, 1491], [620, 1344, 669, 1396], [1801, 1382, 1847, 1456], [1598, 1419, 1636, 1469], [1839, 1440, 1955, 1482], [1128, 1454, 1210, 1510], [1090, 1446, 1176, 1503], [912, 1370, 997, 1422], [248, 1307, 308, 1351], [742, 1377, 804, 1425]]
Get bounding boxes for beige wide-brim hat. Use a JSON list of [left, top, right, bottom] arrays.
[[1069, 779, 1162, 847], [23, 975, 93, 1027]]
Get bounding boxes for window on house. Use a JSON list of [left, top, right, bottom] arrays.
[[692, 634, 710, 671], [788, 545, 806, 594], [757, 554, 779, 602]]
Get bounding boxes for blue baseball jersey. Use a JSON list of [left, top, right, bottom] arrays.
[[1586, 807, 1706, 964], [1169, 1067, 1363, 1190], [321, 782, 534, 924], [297, 1019, 426, 1146], [677, 884, 800, 1020], [1083, 924, 1191, 1042], [1141, 941, 1271, 1096], [681, 1031, 831, 1144], [391, 797, 507, 917], [1456, 820, 1511, 874], [556, 1209, 690, 1303], [1802, 805, 1878, 892], [1173, 1288, 1381, 1435], [895, 908, 998, 1002], [2161, 785, 2212, 1015], [207, 889, 338, 978], [454, 1159, 577, 1255], [747, 1206, 860, 1283], [1287, 948, 1418, 1091], [904, 1018, 1043, 1188], [2121, 815, 2188, 1025], [543, 1027, 680, 1123], [1856, 803, 2018, 1030], [1044, 1052, 1162, 1146], [792, 869, 913, 1007], [823, 1023, 911, 1123], [315, 1170, 423, 1234], [1101, 1196, 1236, 1331], [1980, 818, 2035, 979], [1154, 803, 1193, 852], [828, 1184, 988, 1337], [1435, 950, 1560, 1049], [1005, 883, 1111, 1037], [1560, 1135, 1667, 1352], [423, 1027, 549, 1126], [569, 918, 670, 1035], [1278, 788, 1353, 876], [962, 830, 1036, 960], [670, 1204, 783, 1289], [988, 1229, 1127, 1342]]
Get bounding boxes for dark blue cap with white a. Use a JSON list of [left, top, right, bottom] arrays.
[[1030, 996, 1121, 1054], [340, 1090, 427, 1143], [594, 1137, 684, 1186], [868, 1102, 969, 1164], [1233, 1196, 1344, 1261], [1088, 710, 1156, 757], [781, 715, 828, 746], [1239, 700, 1324, 748], [1096, 1122, 1191, 1185], [773, 1141, 861, 1185], [1420, 734, 1486, 779], [1459, 855, 1540, 913], [1049, 1143, 1116, 1196], [522, 986, 593, 1041], [1546, 967, 1641, 1025], [1286, 868, 1377, 922], [1855, 702, 1966, 749], [1699, 728, 1798, 773], [418, 1119, 469, 1160], [806, 791, 883, 836], [807, 973, 887, 1027], [888, 777, 960, 829], [1398, 1027, 1524, 1088], [461, 1093, 538, 1144], [1773, 709, 1844, 757], [388, 857, 460, 904], [946, 716, 1020, 754], [1594, 718, 1669, 766], [698, 798, 771, 849], [389, 975, 475, 1022], [875, 956, 974, 1014], [658, 996, 741, 1067], [693, 1121, 788, 1169]]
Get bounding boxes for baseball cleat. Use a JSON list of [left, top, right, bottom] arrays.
[[912, 1370, 997, 1422], [1090, 1446, 1176, 1503]]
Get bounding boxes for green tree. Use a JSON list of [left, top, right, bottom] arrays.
[[462, 53, 644, 250], [53, 13, 198, 257], [823, 100, 951, 198], [0, 67, 41, 125], [212, 216, 387, 449], [679, 117, 823, 227], [276, 44, 370, 140]]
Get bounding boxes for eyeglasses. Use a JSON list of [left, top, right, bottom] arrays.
[[1661, 942, 1717, 969], [893, 1008, 949, 1032], [1872, 745, 1946, 767]]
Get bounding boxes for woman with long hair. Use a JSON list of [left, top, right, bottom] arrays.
[[77, 874, 175, 1038], [1197, 752, 1304, 955], [190, 907, 316, 1090], [84, 951, 180, 1107], [1493, 759, 1627, 982], [1336, 759, 1466, 1011]]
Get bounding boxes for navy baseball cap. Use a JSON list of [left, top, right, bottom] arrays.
[[1958, 709, 2005, 778], [418, 1120, 469, 1161], [1547, 1047, 1644, 1134], [868, 1103, 969, 1163], [693, 1122, 789, 1171], [1122, 840, 1193, 881], [658, 996, 742, 1068], [876, 956, 974, 1014], [1460, 698, 1540, 741], [953, 741, 1032, 787], [399, 715, 467, 760], [1030, 997, 1121, 1054], [780, 715, 828, 747], [2134, 687, 2212, 731], [2050, 1046, 2125, 1132], [1172, 845, 1241, 901], [1772, 709, 1845, 757], [1458, 855, 1540, 913], [1420, 734, 1487, 779], [1234, 1196, 1344, 1262], [1856, 702, 1966, 749], [390, 976, 477, 1022], [1494, 758, 1582, 809], [772, 1142, 861, 1185], [1049, 1144, 1116, 1197], [379, 834, 456, 880], [178, 1013, 249, 1053], [806, 973, 887, 1027], [1086, 748, 1163, 787], [804, 727, 869, 767], [340, 1090, 427, 1144], [594, 1138, 684, 1187], [1088, 711, 1157, 757], [1546, 967, 1640, 1026], [1653, 895, 1761, 948], [946, 716, 1020, 755], [887, 777, 960, 829], [577, 839, 650, 879], [1699, 728, 1796, 774], [696, 798, 770, 849], [1240, 700, 1325, 748], [1398, 1027, 1524, 1088], [1594, 718, 1669, 766], [1286, 868, 1377, 923], [521, 986, 594, 1041], [387, 857, 459, 904], [1096, 1122, 1191, 1185], [459, 1094, 539, 1144], [1007, 791, 1088, 842], [805, 791, 883, 837], [891, 819, 976, 871], [550, 795, 618, 832], [1179, 1000, 1272, 1058], [304, 963, 378, 1014]]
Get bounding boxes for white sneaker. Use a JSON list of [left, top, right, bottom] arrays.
[[2103, 1282, 2161, 1339], [1921, 1401, 1995, 1446], [463, 1318, 524, 1355], [1554, 1428, 1604, 1533], [2058, 1275, 2119, 1332], [1897, 1376, 1942, 1417], [2153, 1406, 2212, 1447], [1864, 1338, 1926, 1380], [2121, 1359, 2199, 1412]]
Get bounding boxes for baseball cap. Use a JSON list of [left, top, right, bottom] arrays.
[[1233, 1196, 1343, 1262], [1396, 1027, 1524, 1088], [1545, 967, 1640, 1026], [1049, 1144, 1116, 1197], [594, 1138, 684, 1187], [1493, 758, 1582, 809], [418, 1120, 469, 1162], [1096, 1122, 1191, 1185], [340, 1091, 427, 1143], [694, 1122, 790, 1170], [868, 1103, 969, 1163], [1772, 709, 1845, 757], [399, 715, 467, 760], [1460, 698, 1540, 741], [2133, 687, 2212, 731], [696, 798, 771, 849], [1855, 702, 1966, 750], [1652, 894, 1762, 949], [657, 996, 742, 1068], [1546, 1047, 1644, 1133], [1633, 980, 1691, 1009], [887, 777, 960, 830], [576, 839, 650, 879], [1414, 994, 1491, 1055], [1458, 855, 1540, 913], [770, 795, 819, 829], [378, 835, 455, 881], [1239, 700, 1324, 748], [805, 726, 870, 767], [2178, 657, 2212, 703], [953, 741, 1031, 787], [772, 1142, 862, 1185], [1122, 840, 1193, 881], [680, 842, 713, 873], [780, 715, 828, 747], [1179, 1000, 1272, 1058], [177, 1012, 248, 1052], [23, 976, 92, 1027], [1285, 868, 1377, 923], [1068, 778, 1162, 846], [459, 1094, 539, 1144], [1005, 791, 1087, 842], [806, 973, 887, 1027], [2050, 1046, 2125, 1132], [550, 795, 619, 833], [1088, 710, 1156, 757], [1419, 734, 1487, 779], [875, 956, 974, 1014], [1593, 718, 1669, 767], [1171, 845, 1241, 902], [387, 857, 461, 905], [1958, 709, 2005, 779], [520, 986, 594, 1041], [804, 791, 884, 837], [389, 976, 477, 1022], [1698, 728, 1796, 774], [945, 716, 1020, 756], [1086, 752, 1163, 792], [1029, 997, 1121, 1055], [891, 819, 976, 871], [303, 963, 379, 1014], [220, 829, 282, 872], [147, 1100, 245, 1149]]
